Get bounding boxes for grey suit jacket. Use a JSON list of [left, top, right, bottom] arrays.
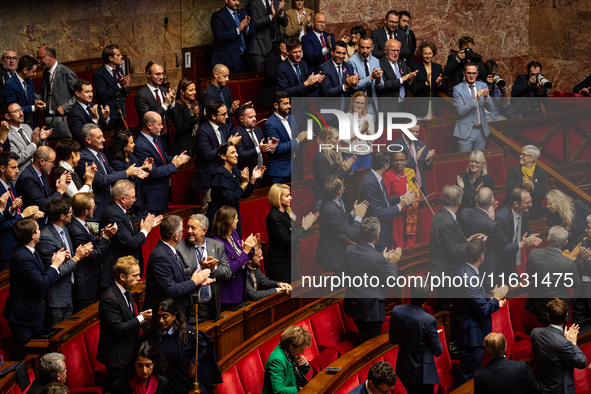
[[36, 224, 77, 308], [245, 267, 279, 301], [41, 62, 78, 113], [452, 80, 492, 139], [247, 0, 288, 56], [7, 123, 47, 174], [176, 237, 231, 317]]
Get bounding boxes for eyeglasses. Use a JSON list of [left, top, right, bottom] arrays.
[[60, 367, 69, 373], [351, 33, 361, 36], [519, 153, 533, 158], [3, 56, 17, 61], [469, 161, 482, 165], [9, 108, 24, 114], [124, 195, 137, 201], [386, 49, 401, 53]]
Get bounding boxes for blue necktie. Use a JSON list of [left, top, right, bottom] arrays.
[[60, 229, 75, 283], [233, 11, 246, 53], [219, 88, 230, 110], [295, 63, 302, 83], [394, 63, 405, 98], [39, 174, 50, 196], [195, 246, 211, 303]]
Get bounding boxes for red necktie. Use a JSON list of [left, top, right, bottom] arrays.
[[154, 89, 168, 134], [8, 187, 21, 215], [389, 32, 393, 40], [153, 139, 165, 163], [319, 35, 328, 61], [112, 69, 119, 83]]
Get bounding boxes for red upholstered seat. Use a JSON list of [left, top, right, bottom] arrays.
[[553, 90, 575, 97], [217, 365, 246, 394], [434, 325, 458, 394], [294, 318, 339, 376], [433, 160, 469, 195], [14, 369, 35, 394], [239, 79, 264, 107], [61, 334, 97, 390], [141, 226, 161, 279], [235, 349, 266, 394], [0, 283, 11, 339], [575, 343, 591, 392], [485, 155, 507, 186], [82, 322, 106, 375], [239, 198, 272, 243], [335, 375, 360, 394], [427, 125, 456, 155], [423, 168, 438, 198], [124, 94, 139, 129], [298, 234, 323, 278], [508, 297, 544, 338], [490, 303, 532, 363], [76, 71, 96, 89], [259, 332, 282, 364], [309, 303, 357, 356], [303, 143, 319, 179], [170, 165, 196, 206], [291, 187, 316, 219]]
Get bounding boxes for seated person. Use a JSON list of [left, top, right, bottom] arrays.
[[27, 353, 69, 394], [111, 342, 169, 394], [348, 361, 397, 394], [246, 243, 292, 301], [504, 61, 549, 119], [263, 325, 312, 393]]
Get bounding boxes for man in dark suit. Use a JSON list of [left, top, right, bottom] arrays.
[[134, 61, 175, 152], [459, 187, 509, 289], [134, 111, 190, 214], [504, 61, 549, 119], [66, 79, 113, 143], [495, 187, 542, 277], [572, 220, 591, 325], [474, 332, 540, 394], [301, 13, 335, 74], [530, 299, 587, 394], [377, 38, 417, 112], [37, 46, 77, 139], [246, 243, 292, 301], [145, 215, 214, 318], [390, 124, 434, 198], [264, 91, 306, 183], [0, 50, 18, 90], [574, 73, 591, 95], [315, 176, 367, 273], [93, 44, 130, 129], [452, 238, 508, 386], [318, 40, 359, 111], [36, 198, 93, 327], [15, 146, 70, 212], [370, 10, 405, 59], [247, 0, 288, 71], [360, 150, 415, 252], [390, 277, 443, 394], [200, 64, 243, 130], [27, 353, 69, 394], [211, 0, 255, 73], [98, 256, 152, 385], [98, 180, 161, 289], [176, 214, 231, 322], [396, 11, 417, 67], [275, 37, 324, 97], [343, 217, 401, 343], [526, 226, 580, 326], [444, 36, 487, 96], [67, 192, 116, 313], [76, 124, 148, 221], [191, 100, 241, 205], [348, 361, 398, 394], [2, 55, 46, 128], [3, 218, 65, 360]]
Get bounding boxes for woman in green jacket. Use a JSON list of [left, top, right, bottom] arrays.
[[263, 325, 312, 393]]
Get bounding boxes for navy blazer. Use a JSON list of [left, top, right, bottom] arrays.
[[263, 112, 300, 178], [211, 7, 256, 71], [396, 27, 417, 67], [200, 83, 236, 129], [348, 382, 370, 394], [359, 170, 402, 251], [191, 121, 230, 191], [3, 245, 60, 328], [574, 73, 591, 94], [66, 101, 114, 143], [98, 201, 146, 288], [377, 56, 411, 99], [0, 181, 23, 270], [429, 207, 467, 273], [451, 263, 499, 347], [275, 60, 315, 97], [134, 84, 174, 130], [145, 240, 197, 318], [234, 124, 265, 172], [391, 135, 433, 197], [343, 242, 398, 321], [390, 303, 443, 384], [66, 219, 110, 301], [503, 164, 548, 221], [495, 205, 530, 276], [370, 27, 406, 59], [318, 60, 355, 98], [531, 325, 587, 394], [76, 148, 128, 221], [2, 74, 37, 126], [473, 357, 540, 394], [36, 224, 78, 308], [133, 132, 177, 213], [301, 30, 335, 73], [93, 64, 130, 119], [410, 62, 446, 117], [15, 164, 63, 212]]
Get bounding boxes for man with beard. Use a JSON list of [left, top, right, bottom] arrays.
[[395, 11, 417, 67], [348, 35, 384, 118]]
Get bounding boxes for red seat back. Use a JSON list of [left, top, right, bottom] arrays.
[[298, 234, 322, 277], [492, 303, 516, 346], [309, 304, 347, 350], [508, 297, 543, 337], [61, 334, 96, 389], [291, 187, 317, 219], [484, 155, 506, 186], [239, 79, 264, 106], [433, 161, 467, 195], [234, 349, 265, 394], [82, 322, 106, 374], [217, 365, 246, 394], [427, 125, 456, 155], [141, 226, 161, 279], [0, 284, 11, 339], [239, 198, 272, 243], [125, 94, 139, 129], [14, 369, 35, 394], [170, 165, 196, 206], [434, 325, 452, 377], [575, 343, 591, 392]]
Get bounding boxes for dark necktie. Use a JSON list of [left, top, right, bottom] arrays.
[[112, 68, 119, 83], [175, 252, 184, 271], [364, 59, 373, 97], [295, 63, 302, 83], [380, 179, 390, 207], [22, 82, 30, 104], [96, 152, 108, 174], [17, 128, 31, 145], [267, 0, 276, 40], [86, 105, 93, 119], [40, 174, 50, 196], [125, 291, 135, 315], [154, 89, 168, 134]]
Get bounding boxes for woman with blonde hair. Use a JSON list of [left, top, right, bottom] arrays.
[[546, 189, 591, 251], [455, 150, 495, 213], [342, 92, 375, 171], [263, 325, 312, 393], [503, 144, 548, 220], [266, 184, 318, 282]]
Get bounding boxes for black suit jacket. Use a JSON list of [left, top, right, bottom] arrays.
[[93, 64, 130, 119], [0, 66, 12, 91], [234, 124, 265, 172], [378, 57, 411, 98], [495, 205, 530, 276], [429, 207, 466, 273], [391, 135, 433, 197], [395, 28, 417, 67], [456, 173, 495, 213], [311, 151, 347, 201], [0, 180, 23, 270], [170, 102, 199, 155], [66, 219, 110, 300], [66, 101, 113, 142], [191, 121, 230, 191], [574, 73, 591, 94], [97, 283, 143, 368], [200, 83, 235, 129], [410, 62, 446, 117], [275, 59, 316, 97], [503, 165, 548, 220], [245, 267, 279, 301], [547, 200, 591, 252], [473, 357, 540, 394], [98, 201, 146, 288], [319, 60, 356, 98], [134, 84, 173, 130], [111, 375, 169, 394], [370, 27, 405, 59], [505, 74, 549, 119], [15, 164, 63, 212]]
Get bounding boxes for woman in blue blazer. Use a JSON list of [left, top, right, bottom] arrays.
[[411, 41, 446, 119]]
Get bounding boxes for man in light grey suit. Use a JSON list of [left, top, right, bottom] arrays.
[[37, 45, 78, 140], [176, 214, 231, 322], [247, 0, 288, 71], [452, 62, 492, 152], [348, 35, 384, 120], [3, 102, 50, 174], [531, 298, 587, 394]]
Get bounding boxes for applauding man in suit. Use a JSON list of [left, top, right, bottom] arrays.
[[94, 44, 130, 129], [371, 10, 404, 59], [276, 38, 324, 97], [378, 39, 417, 112], [301, 13, 335, 74], [319, 40, 359, 111], [67, 79, 113, 143], [2, 55, 46, 128]]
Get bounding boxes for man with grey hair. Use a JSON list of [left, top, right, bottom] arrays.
[[458, 187, 509, 289], [0, 50, 18, 89], [27, 353, 68, 394], [77, 124, 148, 221], [98, 180, 162, 290], [526, 225, 579, 326], [429, 185, 483, 311], [343, 217, 401, 343], [176, 214, 231, 322], [145, 215, 214, 318]]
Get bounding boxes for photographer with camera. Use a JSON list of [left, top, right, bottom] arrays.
[[483, 60, 508, 122], [505, 61, 550, 119], [444, 36, 487, 96]]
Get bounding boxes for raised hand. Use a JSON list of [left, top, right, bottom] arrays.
[[56, 171, 71, 194], [172, 151, 190, 168], [456, 175, 465, 189], [39, 126, 52, 141], [12, 196, 24, 211], [191, 268, 211, 286], [164, 88, 176, 107], [239, 15, 251, 31], [475, 182, 484, 192], [492, 284, 509, 300], [436, 73, 443, 85], [34, 100, 46, 111], [51, 248, 68, 268], [101, 105, 111, 119], [240, 166, 250, 183], [386, 247, 402, 264], [251, 165, 266, 181], [84, 162, 97, 184], [342, 155, 356, 172], [268, 137, 279, 151], [0, 191, 9, 212], [120, 75, 131, 88], [416, 145, 426, 159], [0, 121, 8, 144], [200, 256, 219, 271], [353, 200, 369, 218], [141, 157, 154, 172], [100, 223, 118, 239], [228, 132, 242, 145], [301, 212, 318, 230], [73, 242, 94, 262], [90, 104, 100, 121]]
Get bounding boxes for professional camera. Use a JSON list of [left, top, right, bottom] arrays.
[[492, 73, 506, 89], [463, 47, 474, 60], [536, 73, 552, 90]]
